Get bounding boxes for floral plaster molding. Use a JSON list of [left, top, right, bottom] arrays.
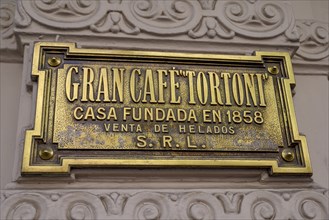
[[0, 0, 15, 48], [14, 0, 299, 40], [0, 0, 22, 62], [1, 189, 328, 219], [292, 20, 329, 76], [295, 20, 329, 61], [0, 0, 328, 71], [0, 0, 304, 59]]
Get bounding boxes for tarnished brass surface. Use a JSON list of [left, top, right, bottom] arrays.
[[21, 42, 312, 175]]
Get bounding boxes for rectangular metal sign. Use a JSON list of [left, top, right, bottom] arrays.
[[22, 42, 312, 175]]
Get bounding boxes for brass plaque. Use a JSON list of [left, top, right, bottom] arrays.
[[22, 42, 312, 175]]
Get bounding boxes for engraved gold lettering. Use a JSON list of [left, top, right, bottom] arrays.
[[104, 123, 111, 131], [136, 124, 142, 132], [157, 69, 167, 103], [123, 107, 131, 121], [243, 73, 257, 106], [189, 125, 195, 133], [166, 109, 175, 121], [113, 123, 119, 131], [145, 108, 153, 121], [96, 107, 106, 120], [132, 107, 142, 121], [106, 107, 117, 120], [155, 124, 168, 133], [177, 109, 187, 122], [188, 109, 197, 122], [203, 110, 211, 122], [213, 110, 221, 123], [187, 136, 197, 148], [156, 108, 165, 121], [187, 71, 196, 104], [232, 73, 244, 106], [130, 69, 142, 103], [84, 107, 96, 120], [96, 68, 110, 102], [73, 106, 83, 120], [162, 136, 172, 148], [112, 68, 124, 103], [142, 69, 156, 103], [256, 73, 267, 107], [81, 67, 95, 102], [208, 72, 223, 105], [169, 67, 181, 104], [66, 66, 80, 102], [221, 72, 232, 106], [179, 125, 186, 133], [137, 135, 147, 147], [197, 72, 208, 105]]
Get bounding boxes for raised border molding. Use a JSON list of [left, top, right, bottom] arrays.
[[1, 188, 328, 219]]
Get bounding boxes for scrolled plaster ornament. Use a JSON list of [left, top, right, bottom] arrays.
[[15, 0, 32, 28], [0, 0, 16, 49], [241, 191, 285, 220], [121, 0, 202, 35], [100, 192, 129, 215], [13, 0, 302, 44], [215, 0, 299, 41], [20, 0, 109, 29], [0, 193, 48, 220], [188, 17, 234, 39], [91, 12, 140, 35], [292, 191, 329, 220], [124, 192, 174, 220], [1, 190, 328, 219], [215, 192, 244, 214], [251, 199, 276, 220], [178, 192, 224, 219], [9, 202, 38, 219], [57, 192, 107, 219], [67, 202, 95, 220], [295, 20, 329, 61], [198, 0, 216, 10]]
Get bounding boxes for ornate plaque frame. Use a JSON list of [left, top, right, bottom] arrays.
[[21, 42, 312, 175]]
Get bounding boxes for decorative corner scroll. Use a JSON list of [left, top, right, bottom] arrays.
[[295, 20, 329, 62], [0, 0, 18, 54], [21, 42, 312, 175]]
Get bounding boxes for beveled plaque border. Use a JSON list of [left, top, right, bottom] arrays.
[[21, 42, 312, 175]]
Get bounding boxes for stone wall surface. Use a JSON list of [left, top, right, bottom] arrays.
[[1, 0, 328, 219]]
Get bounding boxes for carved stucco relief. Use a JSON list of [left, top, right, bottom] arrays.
[[1, 0, 328, 67], [1, 189, 328, 219], [295, 20, 329, 62], [0, 0, 17, 50], [292, 19, 329, 76], [14, 0, 299, 40]]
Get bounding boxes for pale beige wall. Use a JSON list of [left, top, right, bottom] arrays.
[[291, 0, 329, 22], [0, 63, 22, 189], [294, 75, 329, 188]]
